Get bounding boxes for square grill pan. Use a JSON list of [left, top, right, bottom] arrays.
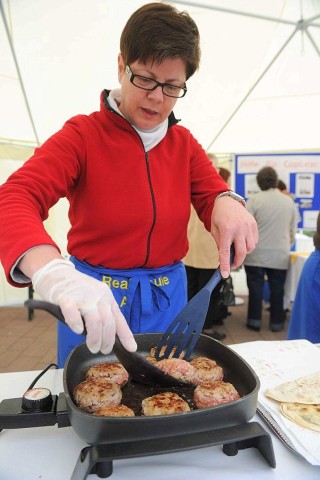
[[63, 333, 259, 445]]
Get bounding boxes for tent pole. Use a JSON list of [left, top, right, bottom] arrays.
[[304, 12, 320, 28], [0, 0, 40, 145], [172, 0, 297, 27], [171, 2, 320, 150], [205, 27, 298, 152], [305, 29, 320, 57]]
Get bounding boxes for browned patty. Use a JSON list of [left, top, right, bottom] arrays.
[[156, 358, 196, 384], [193, 380, 240, 409], [142, 392, 191, 416], [190, 356, 224, 384], [73, 378, 122, 413], [86, 362, 129, 386], [145, 355, 158, 364], [149, 345, 184, 360], [93, 404, 135, 417]]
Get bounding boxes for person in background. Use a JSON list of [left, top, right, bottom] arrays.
[[244, 166, 297, 332], [278, 179, 291, 197], [184, 159, 232, 340], [262, 177, 301, 310], [263, 179, 294, 308], [287, 212, 320, 343], [218, 167, 232, 186], [278, 178, 301, 225], [0, 3, 257, 367]]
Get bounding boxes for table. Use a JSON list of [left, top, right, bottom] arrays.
[[284, 251, 312, 309], [294, 233, 314, 252], [0, 366, 319, 480]]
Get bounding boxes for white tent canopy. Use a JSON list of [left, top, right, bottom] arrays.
[[1, 0, 320, 305], [1, 0, 320, 153]]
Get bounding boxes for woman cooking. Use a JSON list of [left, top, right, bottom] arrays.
[[0, 2, 257, 367]]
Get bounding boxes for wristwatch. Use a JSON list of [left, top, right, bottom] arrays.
[[215, 191, 246, 207]]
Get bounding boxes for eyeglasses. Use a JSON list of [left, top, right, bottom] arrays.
[[126, 65, 187, 98]]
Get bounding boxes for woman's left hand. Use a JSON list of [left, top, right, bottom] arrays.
[[211, 196, 258, 277]]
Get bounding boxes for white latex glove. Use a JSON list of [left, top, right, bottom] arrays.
[[32, 259, 137, 355]]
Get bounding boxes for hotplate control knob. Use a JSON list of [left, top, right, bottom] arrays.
[[22, 387, 53, 412]]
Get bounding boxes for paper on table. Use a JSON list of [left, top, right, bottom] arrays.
[[230, 339, 320, 465]]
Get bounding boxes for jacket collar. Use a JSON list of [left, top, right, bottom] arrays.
[[102, 89, 180, 128]]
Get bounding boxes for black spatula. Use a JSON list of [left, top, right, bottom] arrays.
[[24, 299, 191, 387]]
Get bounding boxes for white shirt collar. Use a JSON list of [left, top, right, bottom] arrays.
[[109, 89, 168, 152]]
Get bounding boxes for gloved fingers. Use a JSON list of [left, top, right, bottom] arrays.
[[59, 298, 85, 334], [81, 307, 105, 354], [98, 301, 117, 355], [33, 261, 137, 355], [82, 300, 137, 355], [112, 302, 137, 352]]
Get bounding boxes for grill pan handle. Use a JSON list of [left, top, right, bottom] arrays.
[[24, 299, 192, 387]]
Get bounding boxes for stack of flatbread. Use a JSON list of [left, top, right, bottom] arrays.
[[265, 371, 320, 433]]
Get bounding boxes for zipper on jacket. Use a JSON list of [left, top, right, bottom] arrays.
[[103, 92, 158, 265], [142, 151, 157, 267]]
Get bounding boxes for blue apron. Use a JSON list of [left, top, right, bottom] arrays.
[[57, 258, 187, 367]]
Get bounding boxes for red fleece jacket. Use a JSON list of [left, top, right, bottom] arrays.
[[0, 91, 228, 286]]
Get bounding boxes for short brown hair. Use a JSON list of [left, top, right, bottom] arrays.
[[256, 166, 278, 191], [218, 167, 231, 183], [278, 179, 287, 191], [120, 2, 200, 79]]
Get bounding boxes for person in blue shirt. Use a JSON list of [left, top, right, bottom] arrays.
[[287, 212, 320, 343]]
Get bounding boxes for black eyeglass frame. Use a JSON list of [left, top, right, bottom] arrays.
[[126, 65, 187, 98]]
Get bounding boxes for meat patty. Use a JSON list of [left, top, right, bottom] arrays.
[[86, 362, 129, 386], [156, 358, 196, 384], [93, 404, 135, 417], [149, 345, 184, 360], [142, 392, 191, 416], [145, 355, 158, 364], [190, 356, 224, 384], [73, 378, 122, 413], [193, 380, 240, 409]]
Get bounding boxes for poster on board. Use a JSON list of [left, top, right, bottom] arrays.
[[235, 153, 320, 230]]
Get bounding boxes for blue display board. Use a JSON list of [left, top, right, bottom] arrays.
[[235, 153, 320, 230]]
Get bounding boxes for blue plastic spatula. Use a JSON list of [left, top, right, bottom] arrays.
[[154, 244, 235, 360]]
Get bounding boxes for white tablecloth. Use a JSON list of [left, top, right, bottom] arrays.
[[231, 340, 320, 465]]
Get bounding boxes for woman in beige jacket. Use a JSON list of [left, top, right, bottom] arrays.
[[184, 164, 232, 340]]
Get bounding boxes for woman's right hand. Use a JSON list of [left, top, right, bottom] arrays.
[[31, 259, 137, 355]]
